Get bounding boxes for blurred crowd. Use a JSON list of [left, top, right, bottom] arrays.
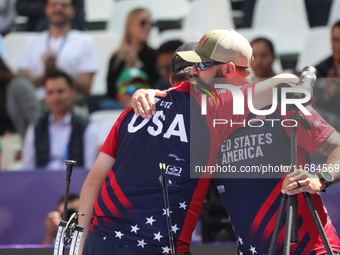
[[0, 0, 340, 244]]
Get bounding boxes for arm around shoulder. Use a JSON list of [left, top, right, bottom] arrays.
[[253, 73, 299, 109]]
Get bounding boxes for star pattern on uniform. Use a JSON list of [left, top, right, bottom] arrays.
[[162, 246, 171, 253], [146, 216, 156, 225], [115, 231, 124, 239], [137, 239, 147, 248], [237, 236, 244, 245], [249, 245, 257, 254], [239, 251, 243, 255], [153, 231, 163, 241], [172, 223, 179, 234], [179, 201, 187, 210], [162, 208, 173, 215], [131, 224, 140, 234]]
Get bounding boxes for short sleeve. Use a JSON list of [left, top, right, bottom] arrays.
[[17, 36, 36, 71], [77, 35, 98, 73], [100, 109, 131, 158]]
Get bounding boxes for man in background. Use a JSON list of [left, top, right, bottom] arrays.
[[22, 71, 98, 170], [16, 0, 85, 32], [42, 193, 79, 244], [17, 0, 97, 100]]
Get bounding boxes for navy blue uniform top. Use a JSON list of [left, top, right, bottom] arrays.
[[215, 106, 340, 255], [91, 82, 253, 253]]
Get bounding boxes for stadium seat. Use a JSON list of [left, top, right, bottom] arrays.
[[143, 0, 190, 21], [183, 0, 235, 33], [158, 0, 235, 49], [1, 133, 23, 170], [295, 27, 331, 72], [90, 109, 123, 129], [87, 31, 118, 95], [328, 0, 340, 27], [85, 0, 114, 23], [248, 0, 310, 55], [90, 109, 124, 147], [157, 31, 198, 49]]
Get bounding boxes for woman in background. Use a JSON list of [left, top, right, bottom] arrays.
[[106, 8, 159, 99], [250, 37, 276, 81]]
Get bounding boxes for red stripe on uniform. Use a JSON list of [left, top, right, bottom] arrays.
[[259, 207, 280, 246], [91, 215, 99, 226], [100, 176, 123, 217], [176, 178, 212, 253], [108, 171, 136, 213], [249, 179, 283, 238]]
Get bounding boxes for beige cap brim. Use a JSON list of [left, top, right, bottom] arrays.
[[177, 50, 214, 63]]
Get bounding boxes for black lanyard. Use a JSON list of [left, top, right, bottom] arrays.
[[46, 32, 69, 56]]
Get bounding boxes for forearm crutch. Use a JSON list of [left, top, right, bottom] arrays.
[[54, 160, 84, 255]]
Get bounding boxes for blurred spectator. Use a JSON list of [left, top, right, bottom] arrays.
[[243, 0, 332, 28], [97, 68, 150, 149], [314, 20, 340, 117], [17, 0, 97, 101], [315, 20, 340, 78], [0, 34, 6, 61], [106, 8, 159, 99], [250, 37, 276, 82], [42, 193, 79, 245], [0, 57, 39, 138], [22, 71, 98, 170], [116, 68, 150, 109], [0, 0, 16, 35], [154, 40, 183, 90], [16, 0, 85, 32]]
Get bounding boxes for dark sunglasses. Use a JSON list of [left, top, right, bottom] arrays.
[[140, 19, 154, 27], [332, 37, 340, 45], [119, 84, 145, 95], [193, 61, 224, 71]]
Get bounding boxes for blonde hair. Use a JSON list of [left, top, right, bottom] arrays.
[[112, 8, 150, 69], [121, 8, 150, 46]]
